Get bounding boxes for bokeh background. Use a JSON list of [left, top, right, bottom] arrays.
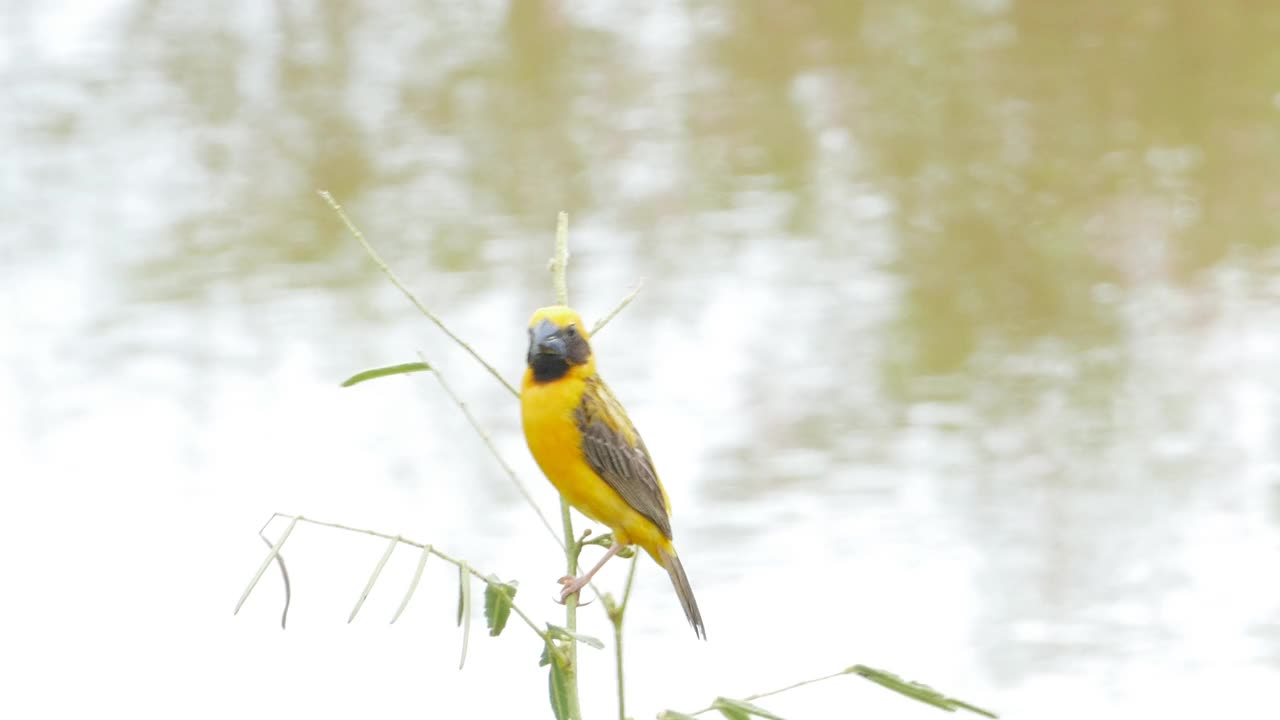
[[3, 1, 1279, 718]]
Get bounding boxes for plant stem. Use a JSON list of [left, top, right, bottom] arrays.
[[591, 280, 643, 336], [553, 212, 570, 307], [550, 211, 584, 720], [321, 191, 566, 548], [560, 500, 584, 720], [685, 670, 850, 716], [612, 555, 640, 720], [423, 355, 562, 547], [319, 190, 519, 398]]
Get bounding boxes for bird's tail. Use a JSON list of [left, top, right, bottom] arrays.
[[659, 547, 706, 640]]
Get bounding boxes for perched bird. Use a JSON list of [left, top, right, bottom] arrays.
[[520, 305, 705, 639]]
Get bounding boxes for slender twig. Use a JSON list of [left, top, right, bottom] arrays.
[[613, 611, 627, 720], [612, 555, 640, 720], [547, 217, 639, 720], [421, 353, 563, 548], [559, 497, 584, 720], [684, 670, 851, 717], [591, 280, 644, 336], [550, 212, 583, 720], [553, 212, 570, 307], [322, 187, 559, 547], [619, 554, 639, 611], [318, 190, 518, 398]]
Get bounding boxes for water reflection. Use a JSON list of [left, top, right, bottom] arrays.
[[3, 1, 1278, 718]]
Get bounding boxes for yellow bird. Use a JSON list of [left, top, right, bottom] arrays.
[[520, 305, 705, 639]]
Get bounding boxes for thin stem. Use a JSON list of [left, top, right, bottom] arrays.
[[591, 280, 644, 336], [559, 499, 584, 720], [549, 210, 583, 720], [739, 670, 850, 705], [619, 554, 639, 612], [422, 354, 562, 548], [553, 212, 569, 307], [686, 670, 851, 716], [612, 555, 640, 720], [270, 513, 548, 643], [318, 190, 519, 398], [613, 619, 626, 720]]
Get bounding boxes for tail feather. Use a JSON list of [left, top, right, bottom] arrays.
[[660, 549, 706, 640]]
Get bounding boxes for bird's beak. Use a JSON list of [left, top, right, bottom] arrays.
[[530, 319, 566, 357]]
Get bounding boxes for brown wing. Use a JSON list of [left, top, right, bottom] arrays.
[[575, 376, 672, 539]]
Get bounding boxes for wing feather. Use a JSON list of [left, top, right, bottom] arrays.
[[575, 377, 672, 539]]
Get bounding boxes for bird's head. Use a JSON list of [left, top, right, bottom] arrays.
[[526, 305, 594, 383]]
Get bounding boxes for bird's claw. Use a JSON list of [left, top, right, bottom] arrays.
[[554, 575, 592, 605]]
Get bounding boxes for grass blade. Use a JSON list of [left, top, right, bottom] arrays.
[[340, 362, 431, 387]]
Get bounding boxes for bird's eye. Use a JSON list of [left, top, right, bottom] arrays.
[[565, 324, 577, 336]]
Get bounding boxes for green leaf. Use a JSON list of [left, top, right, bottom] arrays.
[[657, 713, 699, 720], [545, 623, 605, 650], [548, 653, 570, 720], [713, 697, 787, 720], [483, 574, 518, 637], [715, 707, 751, 720], [848, 665, 997, 718], [340, 362, 431, 387], [457, 563, 471, 669], [538, 641, 552, 667]]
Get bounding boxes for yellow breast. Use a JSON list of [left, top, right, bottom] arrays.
[[520, 368, 664, 551], [521, 371, 600, 515]]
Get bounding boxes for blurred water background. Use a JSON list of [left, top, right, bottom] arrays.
[[2, 2, 1279, 718]]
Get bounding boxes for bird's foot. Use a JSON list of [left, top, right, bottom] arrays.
[[556, 574, 591, 604]]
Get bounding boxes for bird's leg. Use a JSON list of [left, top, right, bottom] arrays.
[[558, 541, 623, 603]]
